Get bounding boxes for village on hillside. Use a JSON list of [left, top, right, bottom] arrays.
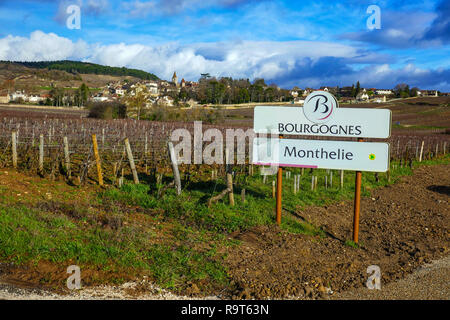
[[0, 70, 444, 109]]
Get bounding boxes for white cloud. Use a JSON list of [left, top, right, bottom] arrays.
[[0, 31, 88, 61], [0, 30, 448, 91]]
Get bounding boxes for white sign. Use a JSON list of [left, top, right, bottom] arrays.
[[253, 138, 390, 172], [254, 106, 391, 139], [303, 91, 339, 123]]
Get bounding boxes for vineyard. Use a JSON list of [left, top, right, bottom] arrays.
[[0, 107, 449, 190]]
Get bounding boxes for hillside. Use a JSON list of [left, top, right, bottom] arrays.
[[9, 60, 159, 81], [0, 61, 81, 83], [0, 61, 158, 93]]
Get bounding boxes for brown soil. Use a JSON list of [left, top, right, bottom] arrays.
[[0, 260, 137, 294], [224, 164, 449, 299]]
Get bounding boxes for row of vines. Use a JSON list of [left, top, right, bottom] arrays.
[[0, 115, 449, 187]]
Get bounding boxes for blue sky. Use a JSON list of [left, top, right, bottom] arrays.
[[0, 0, 449, 90]]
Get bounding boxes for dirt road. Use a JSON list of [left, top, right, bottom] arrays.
[[1, 255, 448, 300], [332, 255, 449, 300]]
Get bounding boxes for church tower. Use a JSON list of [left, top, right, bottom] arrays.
[[172, 72, 178, 87]]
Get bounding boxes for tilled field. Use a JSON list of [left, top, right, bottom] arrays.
[[224, 164, 449, 299]]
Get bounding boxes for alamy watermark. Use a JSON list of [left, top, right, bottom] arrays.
[[66, 265, 81, 290], [366, 265, 381, 290], [366, 5, 381, 30], [170, 121, 279, 176], [66, 4, 81, 30]]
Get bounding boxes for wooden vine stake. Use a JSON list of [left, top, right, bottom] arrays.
[[112, 163, 117, 185], [272, 180, 276, 198], [39, 134, 44, 176], [63, 136, 71, 178], [225, 148, 235, 206], [419, 141, 424, 162], [124, 138, 139, 184], [118, 168, 124, 187], [167, 141, 181, 195], [11, 131, 17, 169], [293, 175, 297, 194], [92, 134, 103, 186], [241, 188, 246, 203]]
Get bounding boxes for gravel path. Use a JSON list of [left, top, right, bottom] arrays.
[[0, 277, 219, 300], [331, 255, 450, 300], [1, 256, 448, 300]]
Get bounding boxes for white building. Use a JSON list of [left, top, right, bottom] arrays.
[[145, 82, 159, 96], [92, 96, 109, 102], [290, 90, 299, 98], [157, 95, 174, 107], [115, 88, 125, 96], [375, 89, 393, 95], [356, 89, 369, 101], [28, 95, 44, 103], [302, 89, 312, 97], [10, 91, 27, 101]]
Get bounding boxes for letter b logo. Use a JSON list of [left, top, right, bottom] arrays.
[[303, 91, 338, 124]]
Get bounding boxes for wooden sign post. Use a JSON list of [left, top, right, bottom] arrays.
[[276, 165, 283, 226], [276, 135, 283, 225], [353, 138, 364, 243]]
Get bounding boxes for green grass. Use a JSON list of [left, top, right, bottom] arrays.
[[147, 245, 228, 289], [100, 180, 317, 235], [0, 204, 228, 290], [344, 240, 360, 248], [101, 154, 450, 236], [0, 205, 147, 268]]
